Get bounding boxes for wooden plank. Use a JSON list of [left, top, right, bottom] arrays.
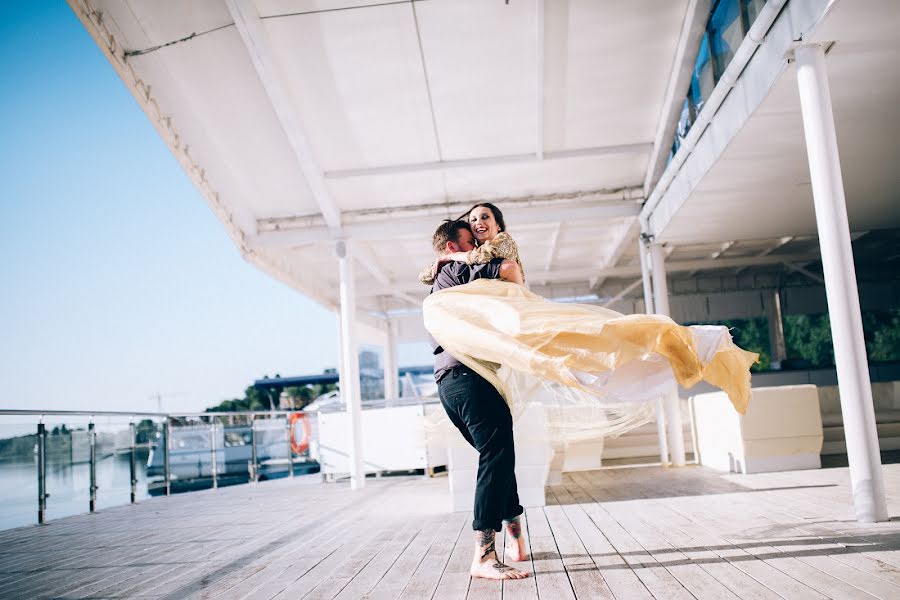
[[634, 498, 788, 600], [255, 514, 402, 599], [561, 472, 658, 599], [142, 496, 365, 599], [432, 512, 472, 600], [667, 488, 880, 600], [3, 460, 900, 600], [661, 494, 832, 600], [6, 521, 207, 599], [559, 502, 655, 599], [364, 513, 450, 600], [228, 512, 381, 600], [500, 511, 539, 600], [332, 517, 435, 600], [398, 511, 469, 600], [718, 487, 900, 599], [543, 490, 614, 600], [736, 480, 900, 585], [526, 507, 576, 600], [603, 500, 739, 600], [579, 499, 696, 600]]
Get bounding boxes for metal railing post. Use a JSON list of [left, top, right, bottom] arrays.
[[163, 419, 171, 496], [37, 422, 47, 524], [250, 415, 258, 483], [129, 421, 137, 503], [209, 420, 218, 490], [285, 416, 294, 479], [88, 421, 97, 512]]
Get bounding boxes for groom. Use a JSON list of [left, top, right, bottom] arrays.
[[427, 219, 528, 580]]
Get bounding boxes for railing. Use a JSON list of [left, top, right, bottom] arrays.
[[0, 409, 316, 529]]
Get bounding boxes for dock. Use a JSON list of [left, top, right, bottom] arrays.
[[2, 464, 899, 599]]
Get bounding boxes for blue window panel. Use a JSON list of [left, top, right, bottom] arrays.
[[708, 0, 744, 81]]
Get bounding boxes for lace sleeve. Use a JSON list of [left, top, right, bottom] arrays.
[[419, 261, 437, 285], [466, 232, 519, 265]]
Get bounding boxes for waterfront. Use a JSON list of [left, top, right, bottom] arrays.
[[0, 451, 150, 531]]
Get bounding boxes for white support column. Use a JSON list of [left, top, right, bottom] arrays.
[[664, 387, 687, 467], [384, 319, 399, 401], [649, 242, 686, 466], [795, 44, 887, 522], [649, 243, 672, 317], [766, 288, 787, 368], [641, 235, 666, 462], [336, 240, 365, 490], [654, 397, 670, 466], [638, 236, 655, 314]]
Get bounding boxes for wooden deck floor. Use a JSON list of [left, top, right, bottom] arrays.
[[1, 464, 899, 599]]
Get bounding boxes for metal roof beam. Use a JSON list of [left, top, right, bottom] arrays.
[[251, 199, 641, 247], [530, 252, 818, 285], [323, 143, 651, 179], [602, 279, 644, 308], [545, 222, 562, 271], [226, 0, 342, 230], [758, 236, 794, 257], [353, 242, 422, 307], [358, 251, 822, 296], [783, 261, 824, 284], [591, 219, 640, 290], [735, 235, 793, 274]]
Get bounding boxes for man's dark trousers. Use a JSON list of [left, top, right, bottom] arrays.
[[438, 365, 523, 532]]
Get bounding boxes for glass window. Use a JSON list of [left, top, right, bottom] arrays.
[[675, 98, 692, 149], [743, 0, 767, 29], [692, 34, 714, 113], [708, 0, 744, 82]]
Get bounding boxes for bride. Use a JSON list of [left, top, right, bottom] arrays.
[[423, 202, 758, 442]]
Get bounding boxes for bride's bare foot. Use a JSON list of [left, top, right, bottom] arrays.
[[471, 529, 530, 580], [503, 517, 528, 562]]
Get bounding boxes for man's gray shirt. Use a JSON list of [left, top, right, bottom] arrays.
[[428, 258, 504, 382]]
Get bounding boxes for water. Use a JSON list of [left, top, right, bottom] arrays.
[[0, 451, 151, 532]]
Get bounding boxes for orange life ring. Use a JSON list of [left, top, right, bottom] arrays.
[[289, 412, 311, 454]]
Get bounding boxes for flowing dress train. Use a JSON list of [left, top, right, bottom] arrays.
[[424, 279, 758, 443]]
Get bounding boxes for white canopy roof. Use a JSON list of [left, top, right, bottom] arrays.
[[71, 0, 898, 323], [71, 0, 691, 314]]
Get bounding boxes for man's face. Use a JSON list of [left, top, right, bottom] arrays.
[[448, 228, 476, 253]]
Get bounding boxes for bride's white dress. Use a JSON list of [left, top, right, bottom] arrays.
[[424, 279, 758, 443]]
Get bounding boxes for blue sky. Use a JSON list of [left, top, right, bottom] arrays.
[[0, 2, 429, 413]]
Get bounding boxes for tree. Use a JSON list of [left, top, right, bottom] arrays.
[[135, 419, 157, 444], [862, 309, 900, 362], [283, 386, 316, 409], [784, 314, 834, 368]]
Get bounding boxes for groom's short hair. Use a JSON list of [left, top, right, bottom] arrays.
[[432, 220, 470, 253]]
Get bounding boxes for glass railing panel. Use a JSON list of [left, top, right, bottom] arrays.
[[1, 410, 320, 530], [42, 416, 93, 523], [0, 417, 40, 531], [254, 415, 291, 479]]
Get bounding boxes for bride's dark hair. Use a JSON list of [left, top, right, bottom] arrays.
[[459, 202, 506, 233]]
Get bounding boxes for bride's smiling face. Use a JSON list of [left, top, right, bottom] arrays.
[[469, 206, 500, 243]]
